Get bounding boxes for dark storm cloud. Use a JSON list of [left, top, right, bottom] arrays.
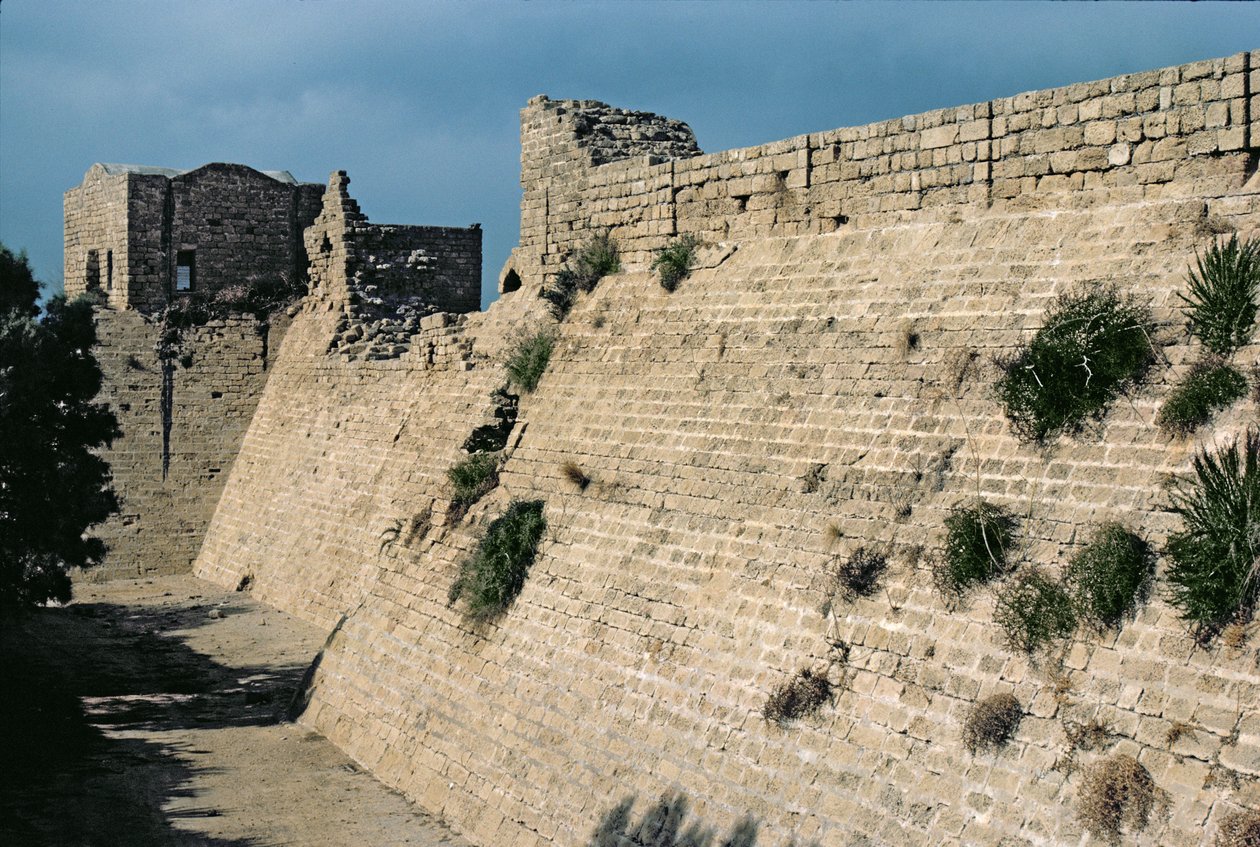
[[2, 1, 1257, 306]]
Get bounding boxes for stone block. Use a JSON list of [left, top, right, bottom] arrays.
[[921, 125, 959, 150]]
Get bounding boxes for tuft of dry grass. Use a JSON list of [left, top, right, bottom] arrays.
[[1216, 808, 1260, 847], [1065, 718, 1112, 752], [1077, 754, 1155, 842], [1050, 672, 1073, 705], [763, 668, 832, 725], [1165, 720, 1193, 746], [1223, 622, 1249, 650], [895, 319, 920, 358], [560, 460, 591, 491], [962, 693, 1023, 753], [824, 523, 844, 546], [942, 347, 978, 394]]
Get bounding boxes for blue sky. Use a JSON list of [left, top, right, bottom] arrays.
[[2, 1, 1257, 308]]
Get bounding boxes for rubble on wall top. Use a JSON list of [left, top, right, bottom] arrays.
[[532, 96, 702, 165]]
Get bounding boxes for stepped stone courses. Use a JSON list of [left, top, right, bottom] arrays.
[[118, 51, 1257, 845]]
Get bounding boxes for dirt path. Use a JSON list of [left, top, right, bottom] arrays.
[[0, 575, 474, 847]]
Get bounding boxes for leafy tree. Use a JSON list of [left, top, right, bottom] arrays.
[[0, 245, 119, 607], [0, 244, 41, 317]]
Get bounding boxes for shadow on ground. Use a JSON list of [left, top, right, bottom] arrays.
[[589, 793, 820, 847], [0, 596, 311, 847]]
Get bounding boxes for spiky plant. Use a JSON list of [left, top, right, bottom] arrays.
[[1165, 429, 1260, 636], [1180, 234, 1260, 357]]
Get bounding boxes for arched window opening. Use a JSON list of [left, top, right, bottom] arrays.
[[502, 268, 522, 293]]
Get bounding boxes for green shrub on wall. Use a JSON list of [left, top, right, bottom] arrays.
[[1180, 234, 1260, 357], [939, 500, 1017, 594], [449, 499, 547, 621], [1164, 429, 1260, 637], [447, 451, 501, 515], [506, 331, 554, 393], [651, 234, 700, 292], [541, 234, 620, 320], [996, 286, 1155, 442], [1157, 359, 1249, 435], [993, 568, 1077, 653], [1064, 523, 1152, 630]]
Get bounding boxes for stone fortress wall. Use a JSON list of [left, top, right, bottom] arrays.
[[510, 52, 1253, 285], [88, 309, 285, 578], [70, 164, 479, 578], [191, 54, 1259, 845]]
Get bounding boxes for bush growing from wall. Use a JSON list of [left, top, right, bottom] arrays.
[[1180, 234, 1260, 357], [994, 568, 1077, 653], [996, 286, 1155, 442], [541, 234, 620, 319], [447, 451, 502, 516], [1165, 428, 1260, 637], [449, 499, 547, 621], [1077, 754, 1155, 842], [652, 235, 700, 292], [939, 500, 1016, 594], [506, 331, 554, 393], [962, 693, 1023, 753], [1064, 523, 1152, 630], [1216, 808, 1260, 847], [763, 668, 832, 725], [834, 546, 887, 600], [1157, 359, 1249, 435]]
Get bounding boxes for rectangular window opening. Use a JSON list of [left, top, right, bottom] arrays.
[[176, 250, 195, 292], [106, 250, 114, 291], [85, 249, 100, 290]]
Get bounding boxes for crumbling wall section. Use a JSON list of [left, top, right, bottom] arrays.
[[305, 171, 481, 359]]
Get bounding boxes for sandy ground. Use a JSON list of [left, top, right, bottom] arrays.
[[0, 574, 473, 847]]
